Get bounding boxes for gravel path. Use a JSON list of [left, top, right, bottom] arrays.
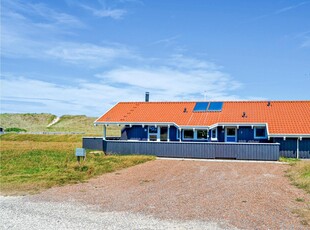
[[2, 159, 309, 229], [0, 196, 231, 230]]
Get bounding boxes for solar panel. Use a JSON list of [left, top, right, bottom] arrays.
[[193, 102, 209, 112], [208, 102, 223, 111]]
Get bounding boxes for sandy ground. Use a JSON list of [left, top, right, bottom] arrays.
[[23, 159, 310, 229]]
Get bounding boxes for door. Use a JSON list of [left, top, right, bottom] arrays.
[[148, 126, 158, 141], [225, 127, 237, 142]]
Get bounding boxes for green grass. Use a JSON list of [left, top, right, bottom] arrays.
[[286, 160, 310, 193], [279, 157, 301, 164], [0, 135, 155, 195], [0, 133, 83, 142], [284, 160, 310, 225], [0, 113, 56, 132], [0, 113, 121, 136]]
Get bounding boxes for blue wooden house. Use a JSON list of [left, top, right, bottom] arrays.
[[89, 99, 310, 160]]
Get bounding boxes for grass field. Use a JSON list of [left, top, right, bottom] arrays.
[[0, 113, 121, 136], [0, 134, 155, 195], [281, 158, 310, 225]]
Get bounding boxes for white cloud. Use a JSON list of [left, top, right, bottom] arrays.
[[2, 0, 83, 27], [79, 4, 127, 19], [1, 56, 248, 116], [45, 42, 135, 66], [275, 1, 310, 14], [1, 0, 85, 59], [0, 75, 123, 116]]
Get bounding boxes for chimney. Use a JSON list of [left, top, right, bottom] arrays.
[[145, 92, 149, 102]]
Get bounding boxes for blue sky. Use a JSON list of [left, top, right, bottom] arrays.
[[1, 0, 309, 116]]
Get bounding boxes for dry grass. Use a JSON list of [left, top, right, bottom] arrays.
[[286, 160, 310, 225], [0, 113, 55, 132], [286, 161, 310, 193], [0, 113, 121, 136], [0, 136, 155, 195]]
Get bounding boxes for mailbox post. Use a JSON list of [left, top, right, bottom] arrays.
[[75, 148, 86, 163]]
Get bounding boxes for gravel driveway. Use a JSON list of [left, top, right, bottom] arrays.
[[1, 159, 309, 229]]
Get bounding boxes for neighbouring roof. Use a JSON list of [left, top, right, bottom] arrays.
[[95, 101, 310, 136]]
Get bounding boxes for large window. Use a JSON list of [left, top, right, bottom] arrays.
[[254, 127, 267, 139], [197, 130, 208, 139], [183, 130, 194, 139], [182, 129, 208, 140]]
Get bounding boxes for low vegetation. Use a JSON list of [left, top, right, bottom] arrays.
[[281, 158, 310, 225], [0, 113, 121, 136], [286, 160, 310, 194], [0, 113, 56, 132], [0, 134, 155, 195], [4, 127, 27, 132]]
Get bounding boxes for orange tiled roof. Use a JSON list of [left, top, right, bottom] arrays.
[[95, 101, 310, 135]]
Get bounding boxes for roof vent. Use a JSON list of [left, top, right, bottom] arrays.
[[267, 101, 271, 107], [145, 92, 149, 102], [183, 107, 187, 113], [242, 112, 247, 118]]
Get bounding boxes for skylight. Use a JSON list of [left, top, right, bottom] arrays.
[[193, 102, 209, 112], [207, 102, 224, 111]]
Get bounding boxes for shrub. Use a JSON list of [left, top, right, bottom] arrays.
[[4, 127, 27, 132]]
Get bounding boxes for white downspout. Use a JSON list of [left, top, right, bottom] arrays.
[[167, 125, 170, 142], [179, 128, 182, 142], [103, 125, 107, 140], [297, 137, 299, 159]]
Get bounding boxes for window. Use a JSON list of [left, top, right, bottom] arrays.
[[211, 128, 217, 141], [227, 128, 236, 136], [183, 130, 194, 139], [149, 126, 157, 133], [148, 126, 158, 141], [197, 130, 208, 139], [254, 127, 267, 139]]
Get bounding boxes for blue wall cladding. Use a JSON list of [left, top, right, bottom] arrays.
[[300, 138, 310, 159], [123, 125, 147, 141], [274, 138, 310, 159], [274, 138, 297, 158], [169, 126, 178, 141]]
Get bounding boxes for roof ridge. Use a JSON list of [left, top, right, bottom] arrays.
[[118, 100, 310, 104]]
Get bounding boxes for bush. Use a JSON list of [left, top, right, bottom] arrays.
[[4, 127, 27, 132]]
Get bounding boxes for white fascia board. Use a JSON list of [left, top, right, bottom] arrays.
[[94, 102, 120, 125], [209, 123, 267, 129], [179, 126, 209, 130], [95, 121, 178, 127]]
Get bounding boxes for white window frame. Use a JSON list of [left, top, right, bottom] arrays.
[[148, 126, 159, 141], [225, 127, 237, 142], [211, 128, 218, 141], [254, 126, 267, 139], [182, 129, 209, 140]]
